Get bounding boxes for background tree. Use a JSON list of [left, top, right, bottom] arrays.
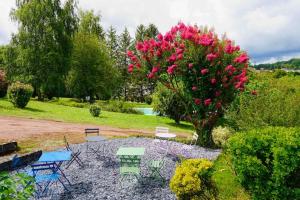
[[106, 26, 119, 62], [67, 32, 119, 101], [118, 27, 132, 100], [8, 0, 78, 100], [128, 23, 250, 147], [78, 10, 105, 40]]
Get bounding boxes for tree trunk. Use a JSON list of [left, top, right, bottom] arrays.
[[195, 126, 214, 148]]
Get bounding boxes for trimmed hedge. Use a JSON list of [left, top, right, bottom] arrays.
[[226, 127, 300, 200], [170, 159, 217, 200], [8, 82, 33, 108]]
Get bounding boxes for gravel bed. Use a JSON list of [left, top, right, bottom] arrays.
[[26, 137, 221, 200]]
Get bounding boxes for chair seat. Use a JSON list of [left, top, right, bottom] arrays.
[[35, 173, 60, 183], [86, 136, 105, 142], [120, 166, 140, 175]]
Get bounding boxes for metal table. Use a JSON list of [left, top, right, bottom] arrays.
[[37, 150, 72, 184], [155, 133, 176, 154]]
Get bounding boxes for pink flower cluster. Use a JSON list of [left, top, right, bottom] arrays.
[[225, 40, 240, 54]]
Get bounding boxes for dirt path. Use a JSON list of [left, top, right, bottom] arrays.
[[0, 116, 155, 140]]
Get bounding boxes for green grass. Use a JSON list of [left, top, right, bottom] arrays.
[[213, 154, 250, 200], [0, 98, 193, 134]]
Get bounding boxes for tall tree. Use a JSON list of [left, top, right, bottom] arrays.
[[106, 26, 119, 63], [145, 23, 159, 39], [118, 27, 132, 100], [67, 31, 119, 101], [78, 10, 105, 40], [8, 0, 78, 99], [135, 24, 147, 42]]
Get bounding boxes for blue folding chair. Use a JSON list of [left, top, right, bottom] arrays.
[[31, 163, 70, 198]]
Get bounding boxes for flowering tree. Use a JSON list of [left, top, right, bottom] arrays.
[[127, 23, 249, 147]]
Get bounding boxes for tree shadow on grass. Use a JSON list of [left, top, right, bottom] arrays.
[[23, 107, 45, 112], [165, 122, 194, 131]]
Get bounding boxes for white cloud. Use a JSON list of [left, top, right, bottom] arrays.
[[0, 0, 300, 62]]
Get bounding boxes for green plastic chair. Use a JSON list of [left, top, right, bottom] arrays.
[[119, 155, 141, 186]]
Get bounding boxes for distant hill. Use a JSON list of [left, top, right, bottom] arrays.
[[254, 58, 300, 70]]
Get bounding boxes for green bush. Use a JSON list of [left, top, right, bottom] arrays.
[[8, 82, 33, 108], [0, 70, 8, 98], [0, 172, 34, 200], [226, 127, 300, 200], [170, 159, 217, 200], [99, 100, 142, 114], [89, 104, 101, 117], [212, 126, 233, 147]]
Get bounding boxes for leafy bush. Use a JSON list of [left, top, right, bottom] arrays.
[[170, 159, 217, 199], [99, 100, 142, 114], [152, 83, 186, 124], [89, 104, 101, 117], [0, 70, 8, 98], [226, 127, 300, 200], [212, 126, 233, 147], [8, 82, 33, 108], [144, 95, 152, 105], [0, 172, 34, 199]]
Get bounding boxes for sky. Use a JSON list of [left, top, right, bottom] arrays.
[[1, 0, 300, 64]]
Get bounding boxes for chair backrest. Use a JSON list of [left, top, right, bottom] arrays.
[[63, 136, 72, 151], [31, 163, 56, 176], [85, 128, 99, 136], [155, 127, 169, 134], [191, 132, 199, 145], [11, 154, 21, 170]]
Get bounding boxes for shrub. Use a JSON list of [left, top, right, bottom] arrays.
[[99, 100, 142, 114], [0, 172, 34, 199], [152, 83, 186, 124], [144, 95, 152, 105], [89, 104, 101, 117], [7, 82, 33, 108], [226, 127, 300, 200], [212, 126, 233, 147], [0, 70, 8, 98], [170, 159, 217, 199]]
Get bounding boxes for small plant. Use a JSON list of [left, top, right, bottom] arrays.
[[8, 82, 33, 108], [0, 172, 35, 200], [170, 158, 217, 199], [212, 126, 233, 147], [89, 104, 101, 117]]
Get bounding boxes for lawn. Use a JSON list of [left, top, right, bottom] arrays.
[[0, 98, 193, 134]]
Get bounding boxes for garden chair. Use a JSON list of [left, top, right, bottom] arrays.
[[152, 127, 170, 152], [63, 136, 84, 169], [148, 158, 166, 183], [31, 162, 69, 198], [119, 155, 141, 186], [182, 132, 199, 157], [85, 128, 105, 157]]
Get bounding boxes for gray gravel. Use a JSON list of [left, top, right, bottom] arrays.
[[27, 137, 221, 200]]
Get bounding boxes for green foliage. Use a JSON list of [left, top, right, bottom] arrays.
[[273, 69, 287, 78], [89, 104, 101, 117], [8, 0, 77, 99], [255, 58, 300, 70], [152, 83, 186, 124], [226, 73, 300, 130], [226, 127, 300, 200], [78, 10, 105, 40], [0, 70, 8, 98], [170, 159, 217, 200], [8, 82, 33, 108], [98, 100, 142, 114], [67, 31, 119, 100], [212, 126, 233, 148], [0, 172, 34, 200]]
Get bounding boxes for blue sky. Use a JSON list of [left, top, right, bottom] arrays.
[[1, 0, 300, 64]]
